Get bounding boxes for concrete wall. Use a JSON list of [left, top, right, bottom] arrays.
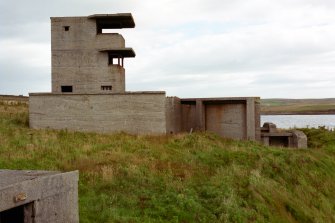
[[178, 98, 260, 140], [254, 98, 261, 141], [29, 92, 167, 135], [51, 17, 126, 94], [0, 170, 78, 223], [205, 103, 246, 139], [180, 103, 197, 133], [165, 97, 181, 134]]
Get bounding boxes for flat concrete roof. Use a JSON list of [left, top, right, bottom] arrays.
[[0, 170, 59, 188], [99, 48, 136, 57], [29, 91, 166, 96], [0, 170, 78, 213], [261, 132, 293, 137], [88, 13, 135, 28], [181, 97, 260, 104]]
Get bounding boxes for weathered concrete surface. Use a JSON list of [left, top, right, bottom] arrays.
[[289, 130, 308, 148], [205, 103, 246, 139], [261, 122, 308, 148], [29, 92, 167, 134], [180, 102, 197, 133], [0, 170, 78, 223], [51, 16, 133, 94], [165, 97, 182, 134], [30, 13, 265, 141], [179, 97, 260, 140]]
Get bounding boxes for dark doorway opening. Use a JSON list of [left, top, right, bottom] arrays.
[[0, 205, 24, 222], [0, 202, 34, 223], [269, 136, 289, 147], [101, 85, 112, 91]]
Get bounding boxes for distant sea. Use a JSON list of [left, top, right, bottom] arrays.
[[261, 115, 335, 130]]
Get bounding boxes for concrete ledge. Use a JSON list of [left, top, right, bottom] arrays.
[[29, 91, 166, 96], [181, 97, 260, 103], [261, 132, 293, 137]]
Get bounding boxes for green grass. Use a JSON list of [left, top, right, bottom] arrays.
[[1, 103, 335, 222]]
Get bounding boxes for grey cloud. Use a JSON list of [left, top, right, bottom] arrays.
[[0, 59, 50, 95], [1, 0, 335, 98]]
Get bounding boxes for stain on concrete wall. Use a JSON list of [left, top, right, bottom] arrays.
[[165, 97, 181, 134], [205, 103, 246, 139], [178, 98, 259, 140]]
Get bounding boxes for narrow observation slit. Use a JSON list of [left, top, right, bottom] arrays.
[[101, 85, 112, 91], [61, 86, 73, 92]]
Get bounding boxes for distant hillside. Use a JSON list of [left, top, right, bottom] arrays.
[[0, 94, 28, 105], [1, 95, 335, 115], [261, 98, 335, 115]]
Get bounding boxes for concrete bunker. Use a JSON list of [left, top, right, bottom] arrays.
[[166, 97, 261, 140], [0, 170, 79, 223], [261, 122, 307, 148], [29, 13, 307, 148], [0, 202, 34, 223]]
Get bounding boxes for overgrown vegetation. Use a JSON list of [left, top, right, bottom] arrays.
[[1, 103, 335, 222]]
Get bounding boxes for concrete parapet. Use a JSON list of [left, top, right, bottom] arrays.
[[29, 92, 167, 135], [0, 170, 78, 223]]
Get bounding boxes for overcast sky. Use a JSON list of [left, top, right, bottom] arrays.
[[1, 0, 335, 98]]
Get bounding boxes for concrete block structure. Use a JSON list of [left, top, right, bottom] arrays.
[[30, 92, 167, 135], [261, 123, 307, 148], [166, 97, 261, 140], [51, 14, 135, 94], [29, 13, 305, 147], [0, 170, 78, 223]]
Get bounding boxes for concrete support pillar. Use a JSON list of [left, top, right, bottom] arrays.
[[262, 136, 270, 146], [246, 98, 256, 140], [195, 99, 205, 131]]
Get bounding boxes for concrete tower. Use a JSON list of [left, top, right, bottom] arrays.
[[51, 14, 135, 94]]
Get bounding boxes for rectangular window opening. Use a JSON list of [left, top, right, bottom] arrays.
[[101, 86, 112, 91], [108, 54, 123, 66], [108, 55, 117, 65], [61, 86, 73, 93], [101, 29, 118, 34], [64, 26, 70, 31], [96, 22, 121, 34]]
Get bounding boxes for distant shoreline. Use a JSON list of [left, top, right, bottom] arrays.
[[261, 98, 335, 116], [1, 95, 335, 115], [262, 111, 335, 115]]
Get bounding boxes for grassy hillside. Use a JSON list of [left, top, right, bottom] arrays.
[[261, 98, 335, 115], [1, 103, 335, 222]]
